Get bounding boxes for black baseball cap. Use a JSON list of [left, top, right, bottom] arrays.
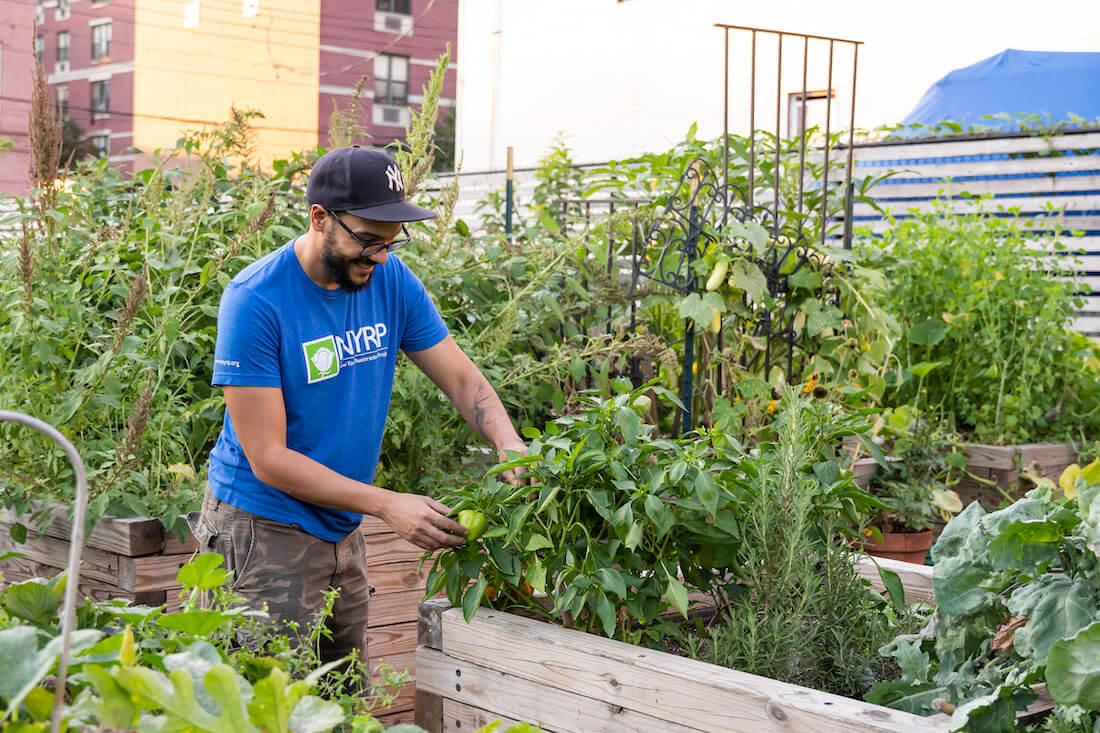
[[306, 146, 436, 222]]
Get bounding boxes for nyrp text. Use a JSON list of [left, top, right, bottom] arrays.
[[335, 323, 388, 359]]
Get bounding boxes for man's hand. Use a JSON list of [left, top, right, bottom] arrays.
[[496, 440, 532, 485], [379, 492, 468, 550]]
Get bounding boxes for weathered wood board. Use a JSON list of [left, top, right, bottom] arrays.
[[415, 577, 951, 733]]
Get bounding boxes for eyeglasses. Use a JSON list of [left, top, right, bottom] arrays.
[[324, 207, 411, 258]]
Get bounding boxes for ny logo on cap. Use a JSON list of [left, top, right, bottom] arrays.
[[385, 164, 404, 193]]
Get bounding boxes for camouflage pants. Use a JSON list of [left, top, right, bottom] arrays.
[[188, 489, 371, 671]]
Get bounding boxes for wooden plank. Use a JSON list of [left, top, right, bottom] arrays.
[[850, 130, 1100, 162], [854, 555, 935, 605], [873, 174, 1100, 199], [850, 215, 1100, 236], [0, 506, 164, 557], [441, 697, 555, 733], [0, 528, 124, 587], [432, 608, 948, 732], [854, 152, 1100, 181], [418, 647, 704, 733], [416, 689, 445, 733], [379, 706, 419, 727], [419, 598, 450, 650], [0, 553, 136, 604], [964, 442, 1075, 472], [370, 588, 424, 628], [365, 532, 429, 566], [854, 194, 1100, 219], [118, 554, 190, 592], [368, 621, 418, 659], [368, 557, 433, 595]]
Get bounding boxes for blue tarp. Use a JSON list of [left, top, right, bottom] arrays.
[[900, 49, 1100, 133]]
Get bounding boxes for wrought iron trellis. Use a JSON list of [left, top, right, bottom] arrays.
[[558, 25, 864, 434]]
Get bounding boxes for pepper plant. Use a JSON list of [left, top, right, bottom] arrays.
[[424, 381, 883, 647]]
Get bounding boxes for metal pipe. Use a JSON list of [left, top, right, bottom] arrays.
[[843, 43, 859, 249], [749, 30, 756, 212], [713, 22, 863, 46], [0, 411, 88, 733], [797, 36, 808, 221], [723, 28, 729, 201], [774, 32, 782, 237], [820, 39, 834, 247]]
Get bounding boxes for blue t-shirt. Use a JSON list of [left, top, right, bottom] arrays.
[[208, 240, 448, 541]]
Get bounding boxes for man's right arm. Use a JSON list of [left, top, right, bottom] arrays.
[[223, 385, 466, 549]]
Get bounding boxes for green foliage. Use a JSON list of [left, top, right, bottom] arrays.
[[0, 554, 419, 732], [861, 406, 964, 532], [0, 112, 318, 534], [867, 464, 1100, 730], [425, 383, 882, 658], [869, 200, 1094, 444], [679, 390, 895, 698]]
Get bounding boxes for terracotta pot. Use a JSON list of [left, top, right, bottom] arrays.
[[862, 529, 932, 565]]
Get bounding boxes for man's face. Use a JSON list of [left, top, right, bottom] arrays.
[[320, 212, 404, 293]]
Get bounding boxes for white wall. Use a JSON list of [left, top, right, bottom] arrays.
[[455, 0, 1100, 171]]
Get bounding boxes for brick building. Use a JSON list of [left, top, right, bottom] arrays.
[[8, 0, 455, 191], [0, 1, 38, 195]]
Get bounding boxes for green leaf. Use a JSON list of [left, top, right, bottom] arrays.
[[907, 360, 948, 378], [177, 553, 228, 591], [523, 533, 553, 552], [158, 609, 236, 636], [907, 319, 950, 346], [594, 567, 628, 598], [728, 260, 767, 303], [665, 577, 689, 618], [287, 694, 346, 733], [949, 685, 1020, 733], [877, 566, 907, 615], [643, 495, 675, 539], [9, 522, 27, 544], [1007, 575, 1096, 661], [85, 664, 138, 729], [677, 292, 724, 332], [204, 665, 255, 732], [461, 577, 488, 623], [934, 555, 997, 617], [1048, 621, 1100, 708], [536, 209, 560, 236], [2, 579, 62, 626], [623, 521, 644, 551], [788, 267, 822, 291]]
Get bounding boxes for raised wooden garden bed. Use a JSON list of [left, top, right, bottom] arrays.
[[957, 442, 1076, 507], [414, 558, 947, 733], [0, 508, 428, 725]]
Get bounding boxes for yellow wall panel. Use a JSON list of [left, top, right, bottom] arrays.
[[132, 0, 320, 166]]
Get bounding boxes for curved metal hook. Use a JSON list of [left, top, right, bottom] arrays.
[[0, 411, 87, 733]]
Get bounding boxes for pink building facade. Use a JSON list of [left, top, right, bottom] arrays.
[[36, 0, 137, 170], [319, 0, 458, 152], [0, 2, 38, 195]]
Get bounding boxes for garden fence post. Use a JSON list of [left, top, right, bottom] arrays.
[[0, 411, 88, 733], [505, 146, 514, 240]]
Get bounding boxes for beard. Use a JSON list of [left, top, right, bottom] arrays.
[[321, 227, 375, 293]]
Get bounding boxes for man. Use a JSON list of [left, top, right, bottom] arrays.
[[191, 146, 528, 670]]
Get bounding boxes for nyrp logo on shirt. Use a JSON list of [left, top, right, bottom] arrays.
[[302, 323, 389, 384]]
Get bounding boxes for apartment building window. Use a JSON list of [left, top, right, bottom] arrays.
[[374, 55, 408, 106], [35, 36, 44, 64], [37, 1, 45, 26], [56, 31, 69, 63], [377, 0, 411, 12], [184, 0, 200, 28], [90, 133, 110, 158], [92, 22, 112, 61], [56, 0, 70, 21], [56, 85, 69, 119], [91, 79, 110, 116], [242, 0, 259, 17]]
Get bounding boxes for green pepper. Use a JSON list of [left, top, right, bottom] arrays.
[[457, 509, 488, 541]]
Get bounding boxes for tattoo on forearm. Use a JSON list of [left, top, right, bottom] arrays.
[[472, 384, 490, 437]]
